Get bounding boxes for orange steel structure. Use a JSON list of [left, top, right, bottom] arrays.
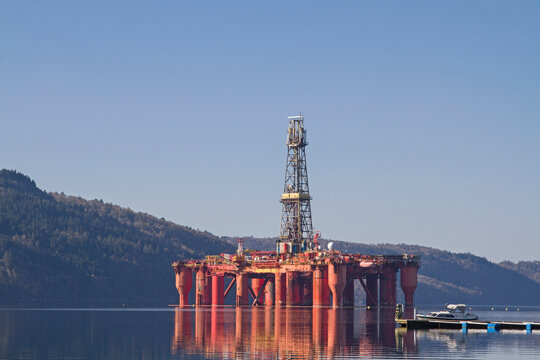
[[172, 251, 420, 309], [173, 115, 420, 309]]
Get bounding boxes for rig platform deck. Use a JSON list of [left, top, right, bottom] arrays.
[[172, 250, 420, 309]]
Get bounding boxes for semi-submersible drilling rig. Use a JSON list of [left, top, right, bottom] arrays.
[[173, 115, 420, 308]]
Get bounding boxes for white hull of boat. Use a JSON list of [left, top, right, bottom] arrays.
[[417, 314, 478, 321]]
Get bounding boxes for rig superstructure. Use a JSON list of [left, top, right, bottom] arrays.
[[277, 115, 314, 254], [173, 115, 420, 308]]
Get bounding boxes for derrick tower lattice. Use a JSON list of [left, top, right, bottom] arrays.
[[277, 115, 314, 254]]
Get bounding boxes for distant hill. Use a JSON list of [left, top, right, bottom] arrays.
[[2, 169, 540, 306], [499, 261, 540, 284], [223, 237, 540, 306], [0, 170, 235, 304]]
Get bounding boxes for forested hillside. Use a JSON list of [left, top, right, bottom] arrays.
[[0, 170, 235, 304], [2, 169, 539, 306], [499, 261, 540, 284], [224, 237, 540, 305]]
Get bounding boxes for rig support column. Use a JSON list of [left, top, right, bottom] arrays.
[[175, 266, 192, 307], [313, 267, 323, 307], [313, 266, 330, 307], [251, 278, 266, 305], [211, 274, 224, 306], [322, 269, 331, 306], [195, 269, 206, 306], [328, 263, 346, 307], [380, 265, 397, 307], [365, 274, 379, 307], [342, 277, 355, 307], [275, 272, 286, 306], [265, 279, 275, 307], [296, 276, 304, 305], [400, 265, 418, 309], [286, 271, 298, 306], [236, 273, 249, 306], [303, 279, 312, 306], [204, 271, 212, 305]]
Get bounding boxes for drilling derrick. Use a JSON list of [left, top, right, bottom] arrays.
[[277, 115, 314, 254]]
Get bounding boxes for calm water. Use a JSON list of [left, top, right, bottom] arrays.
[[1, 307, 540, 359]]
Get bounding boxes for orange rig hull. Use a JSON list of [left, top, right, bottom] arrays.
[[173, 251, 420, 309]]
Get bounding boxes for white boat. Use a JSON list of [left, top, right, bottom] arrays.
[[417, 304, 478, 321]]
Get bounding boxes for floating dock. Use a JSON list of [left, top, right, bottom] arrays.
[[396, 318, 540, 332]]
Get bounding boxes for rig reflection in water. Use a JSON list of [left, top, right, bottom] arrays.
[[172, 307, 416, 359]]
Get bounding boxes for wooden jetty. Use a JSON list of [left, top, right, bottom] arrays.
[[396, 318, 540, 332]]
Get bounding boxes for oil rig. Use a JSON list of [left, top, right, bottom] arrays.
[[173, 115, 420, 308]]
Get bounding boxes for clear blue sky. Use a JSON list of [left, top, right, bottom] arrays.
[[1, 1, 539, 262]]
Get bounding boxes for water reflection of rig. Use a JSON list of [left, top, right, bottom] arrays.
[[172, 308, 418, 358], [172, 115, 420, 309]]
